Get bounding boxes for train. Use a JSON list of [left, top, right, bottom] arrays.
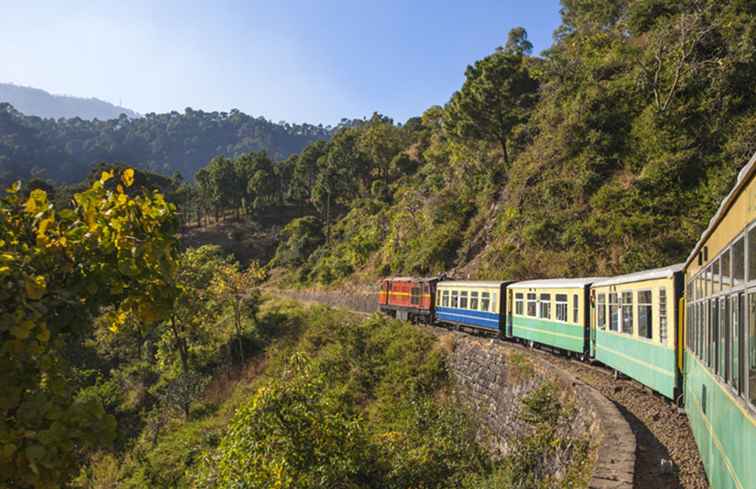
[[378, 152, 756, 489]]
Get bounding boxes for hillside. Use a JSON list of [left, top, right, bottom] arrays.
[[182, 0, 755, 282], [0, 82, 139, 120], [0, 103, 333, 185]]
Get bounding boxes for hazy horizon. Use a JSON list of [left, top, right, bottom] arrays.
[[2, 0, 561, 125]]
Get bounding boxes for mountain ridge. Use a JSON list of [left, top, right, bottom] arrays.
[[0, 82, 139, 120]]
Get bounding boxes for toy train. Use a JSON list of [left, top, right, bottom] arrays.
[[378, 153, 756, 489]]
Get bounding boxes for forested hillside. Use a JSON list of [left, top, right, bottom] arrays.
[[0, 83, 139, 120], [241, 0, 754, 282], [0, 103, 333, 185]]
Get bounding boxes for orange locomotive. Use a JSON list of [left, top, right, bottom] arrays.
[[378, 277, 439, 323]]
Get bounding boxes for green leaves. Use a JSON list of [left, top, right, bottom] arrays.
[[0, 168, 178, 488]]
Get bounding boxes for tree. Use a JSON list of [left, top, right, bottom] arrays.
[[210, 261, 266, 365], [358, 114, 405, 188], [0, 168, 178, 488], [163, 245, 226, 381], [502, 26, 533, 55], [445, 29, 539, 166], [209, 354, 372, 489]]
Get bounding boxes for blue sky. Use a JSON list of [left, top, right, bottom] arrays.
[[1, 1, 563, 125]]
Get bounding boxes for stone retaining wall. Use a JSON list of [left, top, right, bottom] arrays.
[[440, 331, 635, 488]]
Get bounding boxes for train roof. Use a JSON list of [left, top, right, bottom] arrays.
[[592, 263, 684, 287], [382, 276, 440, 282], [685, 151, 756, 268], [508, 278, 605, 289], [437, 280, 509, 288]]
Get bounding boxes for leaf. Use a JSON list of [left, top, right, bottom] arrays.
[[122, 168, 135, 187], [24, 275, 47, 300], [100, 170, 114, 184]]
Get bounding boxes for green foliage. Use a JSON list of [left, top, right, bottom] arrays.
[[0, 169, 178, 488], [199, 305, 491, 489], [271, 216, 325, 270]]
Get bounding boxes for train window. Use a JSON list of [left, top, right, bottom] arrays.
[[730, 294, 740, 391], [470, 291, 479, 310], [556, 294, 568, 322], [539, 294, 551, 319], [621, 292, 633, 335], [411, 287, 421, 305], [720, 298, 728, 381], [696, 303, 702, 357], [697, 276, 703, 300], [515, 293, 524, 315], [609, 293, 619, 331], [492, 293, 497, 312], [597, 293, 606, 329], [638, 291, 653, 339], [659, 288, 668, 344], [710, 300, 718, 372], [721, 249, 731, 290], [733, 237, 745, 286], [730, 294, 745, 393], [749, 227, 756, 282], [460, 291, 468, 309], [442, 290, 450, 307], [481, 292, 490, 312], [749, 292, 756, 406], [451, 291, 459, 308], [705, 266, 711, 298], [573, 294, 579, 323], [712, 258, 721, 295], [527, 293, 537, 317]]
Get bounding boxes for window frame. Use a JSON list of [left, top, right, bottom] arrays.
[[527, 293, 537, 317], [621, 291, 634, 335], [597, 293, 606, 329], [637, 289, 653, 340], [573, 294, 579, 324], [556, 294, 568, 322], [481, 291, 491, 312], [539, 293, 551, 320], [515, 292, 524, 315]]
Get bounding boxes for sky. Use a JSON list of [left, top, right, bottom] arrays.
[[1, 1, 563, 126]]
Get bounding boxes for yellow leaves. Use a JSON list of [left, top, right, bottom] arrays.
[[100, 170, 114, 185], [109, 310, 128, 333], [122, 168, 135, 187], [24, 189, 48, 215], [24, 275, 47, 300], [7, 180, 21, 194]]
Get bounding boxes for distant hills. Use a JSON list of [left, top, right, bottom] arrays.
[[0, 102, 333, 184], [0, 82, 139, 120]]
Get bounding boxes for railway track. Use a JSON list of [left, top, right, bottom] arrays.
[[525, 345, 708, 489]]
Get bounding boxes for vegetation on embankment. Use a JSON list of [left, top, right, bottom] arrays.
[[72, 299, 590, 489]]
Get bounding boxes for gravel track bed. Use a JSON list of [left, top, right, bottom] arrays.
[[527, 347, 709, 489]]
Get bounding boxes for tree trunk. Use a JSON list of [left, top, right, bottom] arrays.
[[235, 300, 245, 365], [326, 191, 331, 244], [499, 136, 510, 167], [170, 316, 189, 377]]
